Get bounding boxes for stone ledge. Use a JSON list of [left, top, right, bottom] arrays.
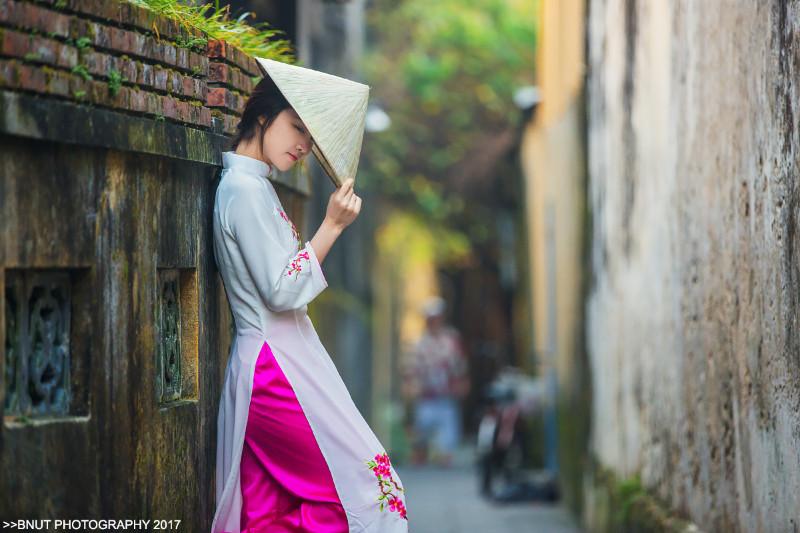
[[0, 59, 212, 128], [0, 89, 310, 195]]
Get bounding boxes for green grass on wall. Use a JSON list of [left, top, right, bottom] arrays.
[[125, 0, 295, 63]]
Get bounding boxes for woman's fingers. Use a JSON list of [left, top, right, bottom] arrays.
[[337, 178, 355, 198], [347, 193, 358, 210], [343, 182, 355, 202]]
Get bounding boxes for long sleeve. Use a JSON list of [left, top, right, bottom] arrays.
[[227, 186, 328, 312]]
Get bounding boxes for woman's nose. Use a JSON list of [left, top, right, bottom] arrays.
[[298, 139, 312, 154]]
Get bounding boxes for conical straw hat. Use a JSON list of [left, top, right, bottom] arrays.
[[254, 57, 370, 187]]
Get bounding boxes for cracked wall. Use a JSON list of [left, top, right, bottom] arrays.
[[586, 1, 800, 530]]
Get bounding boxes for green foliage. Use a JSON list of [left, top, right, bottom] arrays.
[[126, 0, 294, 63], [71, 63, 92, 81], [23, 52, 42, 62], [107, 68, 127, 97], [174, 33, 208, 50], [75, 37, 92, 49], [362, 0, 537, 243], [73, 89, 87, 99]]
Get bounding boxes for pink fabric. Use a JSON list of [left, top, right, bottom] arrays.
[[239, 341, 348, 532]]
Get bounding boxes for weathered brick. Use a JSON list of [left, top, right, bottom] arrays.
[[206, 39, 227, 60], [129, 87, 146, 113], [139, 63, 153, 86], [110, 84, 130, 109], [175, 99, 190, 122], [109, 26, 132, 54], [181, 75, 195, 97], [198, 106, 211, 127], [207, 61, 255, 94], [208, 40, 261, 77], [167, 69, 179, 94], [1, 1, 69, 37], [153, 65, 168, 91], [0, 5, 261, 133], [18, 61, 45, 92], [123, 61, 137, 86], [38, 0, 208, 46], [223, 113, 239, 135], [162, 44, 176, 65], [91, 20, 112, 49], [146, 91, 161, 116], [0, 29, 78, 68], [206, 86, 225, 108], [0, 60, 20, 87], [162, 96, 177, 120], [188, 52, 208, 74], [2, 1, 206, 76], [43, 66, 70, 97], [176, 47, 189, 71], [205, 86, 245, 114], [208, 62, 227, 84], [130, 32, 148, 58]]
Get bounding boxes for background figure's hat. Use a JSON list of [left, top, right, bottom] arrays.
[[254, 58, 370, 187], [421, 296, 446, 318]]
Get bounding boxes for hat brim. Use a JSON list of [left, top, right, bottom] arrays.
[[312, 144, 341, 188]]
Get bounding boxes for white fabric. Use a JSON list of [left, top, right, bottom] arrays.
[[211, 151, 408, 533]]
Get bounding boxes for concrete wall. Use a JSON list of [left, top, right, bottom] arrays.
[[586, 1, 800, 530], [0, 1, 310, 526]]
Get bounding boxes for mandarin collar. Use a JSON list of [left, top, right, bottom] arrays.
[[222, 151, 273, 179]]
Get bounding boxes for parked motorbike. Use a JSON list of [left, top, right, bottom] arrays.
[[475, 366, 559, 502]]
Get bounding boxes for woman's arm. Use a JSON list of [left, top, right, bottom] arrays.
[[308, 178, 361, 264]]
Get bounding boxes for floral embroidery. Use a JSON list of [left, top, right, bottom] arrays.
[[286, 249, 310, 279], [365, 452, 407, 520], [274, 207, 302, 248]]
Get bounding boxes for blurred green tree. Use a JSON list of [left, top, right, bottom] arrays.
[[361, 0, 538, 251]]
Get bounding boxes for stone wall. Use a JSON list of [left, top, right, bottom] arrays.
[[585, 1, 800, 530], [0, 1, 308, 527]]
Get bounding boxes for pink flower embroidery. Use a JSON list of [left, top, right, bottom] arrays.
[[286, 250, 310, 279], [365, 452, 407, 520], [276, 208, 302, 248]]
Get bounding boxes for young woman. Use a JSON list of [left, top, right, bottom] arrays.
[[210, 59, 408, 533]]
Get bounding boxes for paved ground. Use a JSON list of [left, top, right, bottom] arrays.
[[395, 465, 583, 533]]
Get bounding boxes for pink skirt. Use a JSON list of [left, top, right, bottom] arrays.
[[239, 341, 349, 532]]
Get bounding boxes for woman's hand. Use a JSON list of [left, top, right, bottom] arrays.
[[309, 178, 361, 264], [324, 178, 361, 231]]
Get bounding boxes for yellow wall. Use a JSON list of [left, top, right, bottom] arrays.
[[521, 0, 585, 382]]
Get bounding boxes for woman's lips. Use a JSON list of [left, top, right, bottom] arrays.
[[288, 153, 298, 162]]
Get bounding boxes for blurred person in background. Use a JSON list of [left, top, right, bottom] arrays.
[[402, 297, 470, 467]]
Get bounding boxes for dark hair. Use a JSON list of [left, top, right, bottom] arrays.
[[227, 75, 292, 152]]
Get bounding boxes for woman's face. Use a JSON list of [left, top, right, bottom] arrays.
[[258, 108, 314, 172]]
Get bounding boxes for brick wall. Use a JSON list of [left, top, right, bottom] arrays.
[[0, 0, 264, 136]]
